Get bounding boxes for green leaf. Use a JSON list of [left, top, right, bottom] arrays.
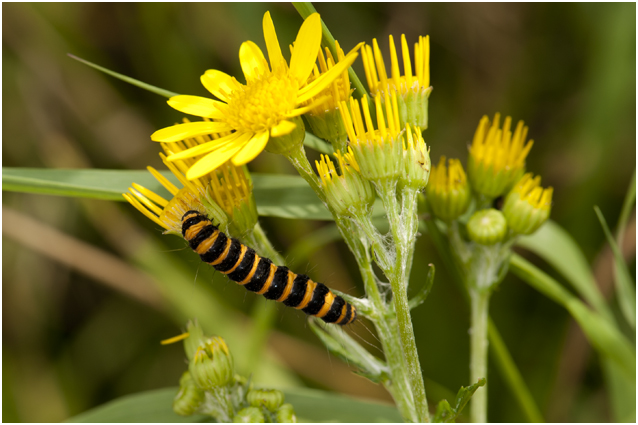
[[433, 378, 485, 423], [3, 168, 176, 201], [2, 168, 331, 220], [594, 206, 635, 329], [303, 132, 334, 155], [309, 318, 388, 384], [510, 254, 636, 378], [409, 264, 435, 310], [66, 387, 402, 423], [516, 220, 612, 321], [65, 387, 205, 422], [68, 54, 179, 98]]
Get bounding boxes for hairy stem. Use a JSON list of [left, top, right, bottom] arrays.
[[377, 181, 430, 422], [470, 289, 490, 423]]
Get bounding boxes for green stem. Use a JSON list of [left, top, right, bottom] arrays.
[[284, 145, 420, 422], [470, 289, 490, 423], [377, 180, 430, 422]]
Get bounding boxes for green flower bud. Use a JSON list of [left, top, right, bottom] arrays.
[[316, 148, 375, 217], [467, 114, 533, 198], [467, 209, 508, 245], [503, 173, 553, 235], [275, 403, 297, 423], [306, 108, 349, 152], [189, 335, 234, 390], [247, 389, 285, 412], [400, 124, 430, 190], [265, 116, 305, 156], [233, 407, 265, 423], [425, 156, 471, 221], [173, 371, 205, 416]]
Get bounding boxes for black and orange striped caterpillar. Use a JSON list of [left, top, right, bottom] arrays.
[[182, 210, 356, 325]]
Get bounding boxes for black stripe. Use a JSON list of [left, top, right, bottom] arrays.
[[302, 283, 330, 316], [226, 247, 256, 282], [200, 231, 227, 264], [263, 267, 290, 300], [214, 239, 243, 272], [188, 224, 216, 251], [282, 274, 310, 307], [243, 257, 272, 293], [182, 211, 208, 237], [321, 296, 345, 323]]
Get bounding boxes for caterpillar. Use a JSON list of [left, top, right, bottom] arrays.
[[181, 210, 356, 325]]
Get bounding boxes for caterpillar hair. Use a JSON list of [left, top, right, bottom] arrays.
[[181, 210, 357, 325]]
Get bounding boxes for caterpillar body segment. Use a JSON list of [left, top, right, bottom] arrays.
[[181, 211, 357, 325]]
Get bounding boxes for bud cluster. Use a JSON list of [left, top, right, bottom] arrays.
[[166, 321, 297, 423]]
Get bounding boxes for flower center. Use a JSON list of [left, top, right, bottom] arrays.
[[224, 72, 299, 134]]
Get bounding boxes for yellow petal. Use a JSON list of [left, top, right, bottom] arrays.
[[231, 131, 269, 166], [239, 41, 269, 82], [297, 44, 361, 102], [166, 132, 240, 161], [185, 133, 252, 180], [289, 13, 322, 83], [270, 120, 296, 137], [151, 121, 231, 143], [201, 70, 235, 102], [262, 11, 285, 74], [167, 95, 225, 119]]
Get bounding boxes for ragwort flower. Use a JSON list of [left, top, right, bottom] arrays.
[[151, 12, 360, 180]]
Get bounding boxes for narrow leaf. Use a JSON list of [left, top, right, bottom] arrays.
[[409, 264, 435, 310], [66, 387, 402, 423], [68, 54, 179, 98], [594, 206, 635, 328], [303, 131, 334, 155], [516, 220, 612, 321], [510, 254, 636, 378]]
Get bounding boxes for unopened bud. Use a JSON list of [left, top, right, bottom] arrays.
[[467, 209, 508, 245]]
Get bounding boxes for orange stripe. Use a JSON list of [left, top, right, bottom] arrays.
[[315, 291, 335, 318], [345, 305, 356, 324], [221, 244, 247, 275], [295, 279, 317, 310], [195, 230, 219, 255], [276, 271, 296, 302], [335, 304, 348, 324], [238, 255, 260, 285], [209, 238, 232, 266], [256, 263, 278, 295], [185, 220, 210, 242]]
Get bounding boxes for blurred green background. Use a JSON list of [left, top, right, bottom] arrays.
[[3, 3, 635, 422]]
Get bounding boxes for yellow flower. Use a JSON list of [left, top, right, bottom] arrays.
[[502, 173, 553, 235], [362, 34, 431, 128], [339, 91, 427, 184], [151, 12, 361, 180], [315, 148, 375, 216], [304, 41, 355, 152], [124, 124, 256, 235], [426, 156, 471, 221], [467, 113, 534, 198]]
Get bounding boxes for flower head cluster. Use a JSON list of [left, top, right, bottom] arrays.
[[151, 12, 361, 179], [339, 92, 429, 188]]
